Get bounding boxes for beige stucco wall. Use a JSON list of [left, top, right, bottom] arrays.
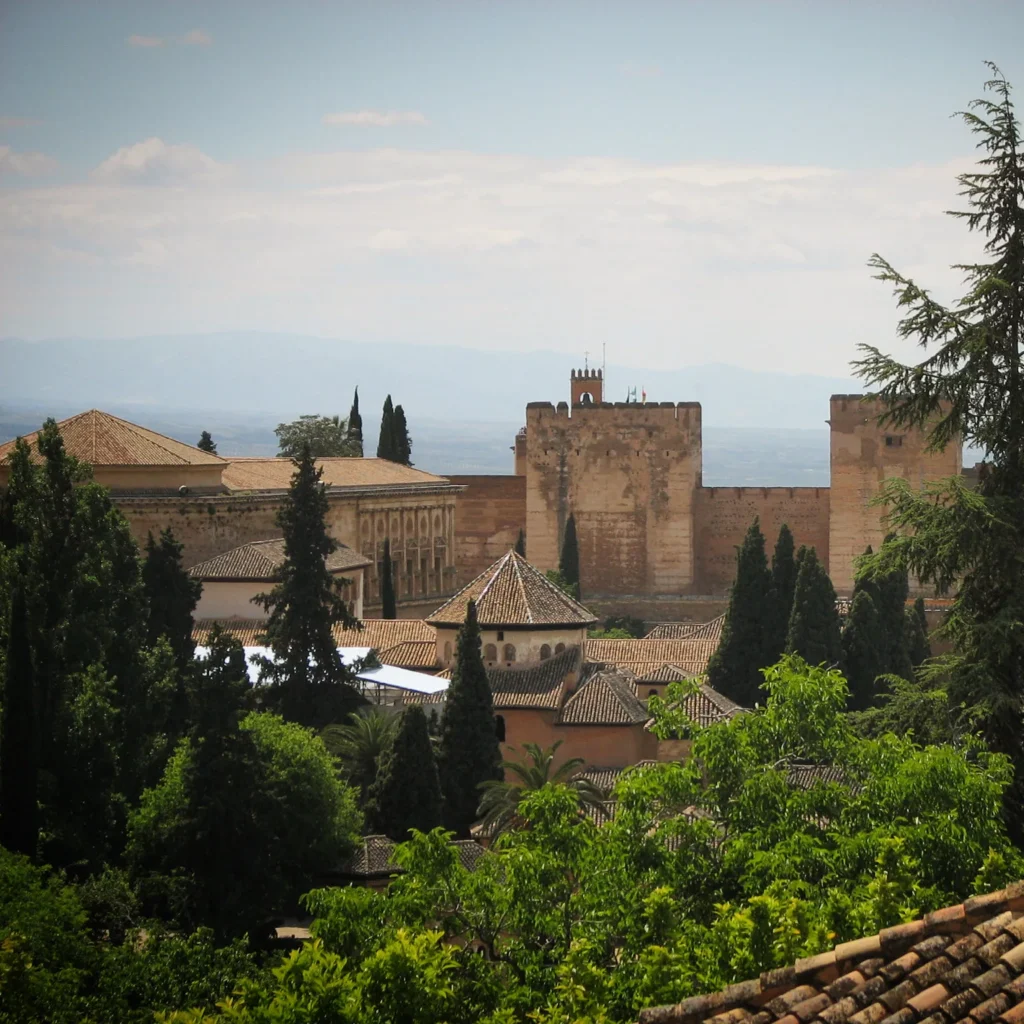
[[434, 626, 588, 668], [195, 569, 364, 621]]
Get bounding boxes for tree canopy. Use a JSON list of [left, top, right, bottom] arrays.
[[275, 414, 360, 459], [196, 431, 217, 454]]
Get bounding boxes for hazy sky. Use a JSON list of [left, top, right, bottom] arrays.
[[2, 1, 1022, 375]]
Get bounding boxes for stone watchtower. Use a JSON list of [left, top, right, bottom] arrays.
[[570, 368, 603, 406]]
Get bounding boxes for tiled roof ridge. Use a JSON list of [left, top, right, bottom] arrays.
[[189, 542, 280, 579], [97, 409, 226, 465], [638, 881, 1024, 1024]]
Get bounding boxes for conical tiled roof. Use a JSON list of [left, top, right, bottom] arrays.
[[426, 550, 598, 628], [0, 409, 225, 467]]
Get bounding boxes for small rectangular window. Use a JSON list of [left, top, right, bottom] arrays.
[[885, 435, 904, 448], [497, 630, 505, 641]]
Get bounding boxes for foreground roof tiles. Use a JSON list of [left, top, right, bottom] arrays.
[[192, 617, 435, 649], [586, 637, 720, 677], [638, 881, 1024, 1024], [0, 409, 225, 467], [376, 639, 439, 670], [427, 550, 598, 628], [221, 456, 456, 492], [339, 834, 484, 879], [188, 538, 371, 580], [557, 664, 650, 726], [646, 615, 726, 642], [488, 644, 581, 709]]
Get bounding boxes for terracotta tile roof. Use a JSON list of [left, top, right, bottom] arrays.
[[785, 762, 859, 793], [376, 640, 440, 670], [586, 637, 720, 677], [221, 457, 455, 492], [488, 645, 581, 710], [638, 882, 1024, 1024], [632, 663, 698, 685], [557, 664, 650, 726], [675, 684, 746, 727], [0, 409, 225, 467], [579, 761, 661, 793], [192, 617, 435, 649], [426, 550, 598, 628], [646, 615, 726, 642], [338, 835, 484, 878], [188, 538, 371, 581]]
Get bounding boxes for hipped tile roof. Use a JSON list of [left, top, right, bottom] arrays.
[[188, 538, 370, 581], [557, 664, 650, 726], [646, 615, 726, 642], [427, 550, 598, 628], [376, 640, 440, 671], [192, 617, 435, 649], [586, 637, 720, 678], [674, 683, 745, 727], [638, 882, 1024, 1024], [0, 409, 226, 467], [488, 644, 581, 710], [221, 456, 455, 492], [339, 835, 484, 878]]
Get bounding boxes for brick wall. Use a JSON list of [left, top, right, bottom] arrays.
[[449, 474, 527, 585], [694, 486, 831, 595]]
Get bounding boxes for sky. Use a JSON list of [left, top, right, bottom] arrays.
[[1, 1, 1022, 376]]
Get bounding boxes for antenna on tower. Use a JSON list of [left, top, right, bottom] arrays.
[[602, 343, 606, 394]]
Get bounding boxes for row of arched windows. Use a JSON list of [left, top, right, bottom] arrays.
[[443, 638, 570, 666]]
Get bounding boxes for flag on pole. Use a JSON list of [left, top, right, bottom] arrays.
[[641, 388, 646, 404]]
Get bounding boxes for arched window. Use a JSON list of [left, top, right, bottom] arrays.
[[554, 642, 565, 655], [648, 688, 659, 697], [495, 714, 506, 743], [484, 643, 497, 663], [539, 644, 551, 661], [503, 643, 516, 664], [444, 641, 452, 664]]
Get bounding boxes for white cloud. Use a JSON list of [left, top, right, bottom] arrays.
[[91, 138, 230, 185], [323, 110, 430, 127], [127, 29, 212, 48], [0, 116, 41, 129], [0, 146, 57, 177]]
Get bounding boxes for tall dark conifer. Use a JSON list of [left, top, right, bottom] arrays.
[[347, 387, 363, 456], [380, 537, 397, 620], [706, 518, 775, 706], [841, 590, 885, 710], [786, 547, 842, 667], [196, 431, 217, 454], [393, 404, 413, 466], [438, 600, 502, 836], [768, 523, 798, 659], [514, 529, 526, 557], [0, 588, 39, 858], [377, 396, 396, 461], [142, 527, 202, 671], [854, 543, 914, 679], [559, 514, 580, 595], [254, 443, 362, 728], [369, 705, 442, 840]]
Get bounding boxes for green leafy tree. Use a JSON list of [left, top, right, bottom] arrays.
[[320, 706, 400, 807], [476, 741, 608, 838], [559, 514, 581, 596], [602, 615, 647, 638], [142, 527, 202, 672], [253, 444, 362, 728], [438, 600, 503, 836], [786, 547, 842, 667], [377, 395, 397, 461], [841, 590, 885, 710], [369, 705, 443, 840], [196, 431, 217, 454], [908, 597, 933, 667], [393, 403, 413, 466], [852, 66, 1024, 824], [545, 568, 579, 601], [380, 537, 397, 619], [706, 517, 776, 706], [769, 523, 798, 659], [347, 387, 363, 456], [514, 528, 526, 557], [275, 414, 358, 459]]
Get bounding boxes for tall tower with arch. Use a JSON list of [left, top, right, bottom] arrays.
[[570, 368, 603, 405]]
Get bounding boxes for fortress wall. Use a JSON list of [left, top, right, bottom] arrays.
[[694, 486, 831, 594], [828, 396, 961, 594], [525, 401, 702, 596], [448, 474, 527, 584]]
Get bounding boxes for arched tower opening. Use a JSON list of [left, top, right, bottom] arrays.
[[570, 367, 603, 405]]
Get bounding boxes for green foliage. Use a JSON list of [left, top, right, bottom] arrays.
[[545, 568, 580, 601], [376, 395, 397, 462], [196, 432, 218, 454], [275, 415, 359, 459], [854, 549, 914, 681], [588, 627, 634, 639], [369, 705, 443, 840], [253, 445, 362, 728], [380, 536, 396, 619], [769, 523, 798, 660], [786, 547, 842, 667], [841, 590, 885, 710], [438, 600, 503, 836], [706, 518, 777, 706], [906, 597, 932, 668], [347, 387, 363, 456], [514, 529, 526, 557], [77, 866, 139, 944], [393, 404, 413, 467], [321, 706, 399, 807], [559, 514, 580, 593], [602, 615, 647, 638], [143, 527, 202, 672]]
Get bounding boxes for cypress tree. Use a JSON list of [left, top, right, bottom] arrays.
[[855, 543, 914, 679], [0, 588, 39, 859], [347, 387, 363, 456], [841, 590, 885, 710], [377, 395, 396, 461], [254, 443, 362, 728], [438, 600, 502, 836], [380, 537, 397, 620], [514, 528, 526, 557], [768, 523, 798, 659], [906, 599, 932, 669], [706, 517, 776, 706], [369, 705, 442, 840], [786, 547, 842, 667], [196, 431, 217, 454], [142, 527, 202, 671], [559, 514, 580, 595], [392, 404, 413, 466]]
